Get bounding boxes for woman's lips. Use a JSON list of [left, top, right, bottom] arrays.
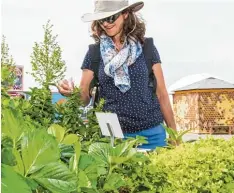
[[105, 26, 114, 30]]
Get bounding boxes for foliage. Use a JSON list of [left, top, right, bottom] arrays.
[[55, 87, 86, 133], [68, 136, 145, 193], [163, 124, 191, 147], [22, 20, 67, 128], [1, 103, 77, 193], [1, 164, 32, 193], [48, 123, 79, 145], [30, 20, 66, 87], [119, 137, 234, 193], [1, 97, 145, 193], [3, 94, 234, 193], [1, 35, 16, 92], [48, 123, 80, 163], [147, 137, 234, 193], [24, 87, 55, 127], [81, 98, 105, 151]]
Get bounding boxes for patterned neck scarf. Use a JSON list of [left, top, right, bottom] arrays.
[[100, 34, 142, 93]]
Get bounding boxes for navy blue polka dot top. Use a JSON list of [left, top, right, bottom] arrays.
[[81, 42, 164, 133]]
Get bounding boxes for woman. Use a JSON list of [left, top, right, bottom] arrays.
[[58, 0, 176, 150]]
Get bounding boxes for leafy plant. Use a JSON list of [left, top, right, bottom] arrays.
[[55, 87, 86, 134], [1, 35, 16, 92], [47, 123, 80, 163], [91, 138, 145, 192], [163, 124, 191, 147], [25, 87, 55, 127], [1, 164, 32, 193], [147, 137, 234, 193], [1, 105, 77, 193], [48, 124, 79, 145], [80, 99, 105, 151], [22, 20, 67, 128], [30, 20, 66, 87], [1, 136, 16, 166], [66, 136, 145, 193]]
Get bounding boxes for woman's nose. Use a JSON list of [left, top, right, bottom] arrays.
[[102, 21, 109, 27]]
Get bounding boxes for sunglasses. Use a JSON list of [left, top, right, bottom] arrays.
[[98, 12, 122, 24]]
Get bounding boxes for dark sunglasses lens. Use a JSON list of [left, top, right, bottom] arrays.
[[107, 15, 116, 23], [99, 13, 120, 24], [98, 19, 104, 24]]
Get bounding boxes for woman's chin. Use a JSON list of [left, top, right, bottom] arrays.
[[106, 31, 115, 37]]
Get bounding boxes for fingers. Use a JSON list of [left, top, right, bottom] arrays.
[[60, 80, 70, 90], [58, 86, 72, 96], [57, 79, 73, 96]]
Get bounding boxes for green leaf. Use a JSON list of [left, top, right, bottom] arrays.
[[70, 141, 81, 174], [89, 141, 137, 167], [2, 109, 25, 147], [88, 143, 110, 166], [1, 135, 13, 148], [31, 162, 77, 193], [21, 129, 60, 176], [63, 134, 79, 145], [111, 141, 137, 165], [60, 144, 74, 159], [135, 135, 148, 145], [78, 169, 91, 188], [162, 124, 177, 140], [83, 164, 98, 188], [131, 152, 149, 162], [110, 148, 136, 165], [79, 154, 95, 171], [1, 164, 31, 193], [224, 182, 234, 191], [112, 141, 136, 157], [103, 173, 125, 191], [78, 154, 98, 188], [12, 148, 25, 175], [1, 147, 16, 166], [80, 187, 99, 193], [24, 178, 38, 191], [48, 124, 65, 143]]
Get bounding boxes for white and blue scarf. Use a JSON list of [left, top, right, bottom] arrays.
[[100, 34, 142, 93]]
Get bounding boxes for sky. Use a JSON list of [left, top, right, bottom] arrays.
[[2, 0, 234, 91]]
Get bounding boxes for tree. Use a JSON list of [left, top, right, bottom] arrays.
[[1, 36, 16, 91], [30, 20, 66, 87]]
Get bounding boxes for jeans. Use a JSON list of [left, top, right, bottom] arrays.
[[124, 124, 166, 150]]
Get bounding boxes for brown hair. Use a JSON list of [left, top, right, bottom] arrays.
[[91, 10, 146, 44]]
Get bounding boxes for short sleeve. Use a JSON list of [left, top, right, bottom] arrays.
[[152, 44, 162, 64], [81, 50, 92, 70]]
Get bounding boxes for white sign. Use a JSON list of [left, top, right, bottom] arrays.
[[95, 112, 124, 139]]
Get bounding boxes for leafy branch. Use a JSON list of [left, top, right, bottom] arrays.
[[30, 20, 66, 87]]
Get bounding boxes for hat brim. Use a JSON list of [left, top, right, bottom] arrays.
[[81, 1, 144, 22]]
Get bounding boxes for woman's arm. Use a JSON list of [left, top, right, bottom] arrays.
[[79, 69, 94, 106], [152, 63, 177, 131]]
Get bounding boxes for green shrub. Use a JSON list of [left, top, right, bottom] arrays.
[[55, 87, 85, 134], [146, 137, 234, 193], [1, 35, 16, 91], [25, 87, 55, 127]]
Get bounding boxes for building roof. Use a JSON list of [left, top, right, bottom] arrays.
[[173, 77, 234, 91], [168, 73, 214, 94]]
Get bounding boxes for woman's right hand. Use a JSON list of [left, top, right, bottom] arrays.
[[57, 79, 74, 96]]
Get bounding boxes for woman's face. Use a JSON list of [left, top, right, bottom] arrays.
[[99, 12, 128, 37]]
